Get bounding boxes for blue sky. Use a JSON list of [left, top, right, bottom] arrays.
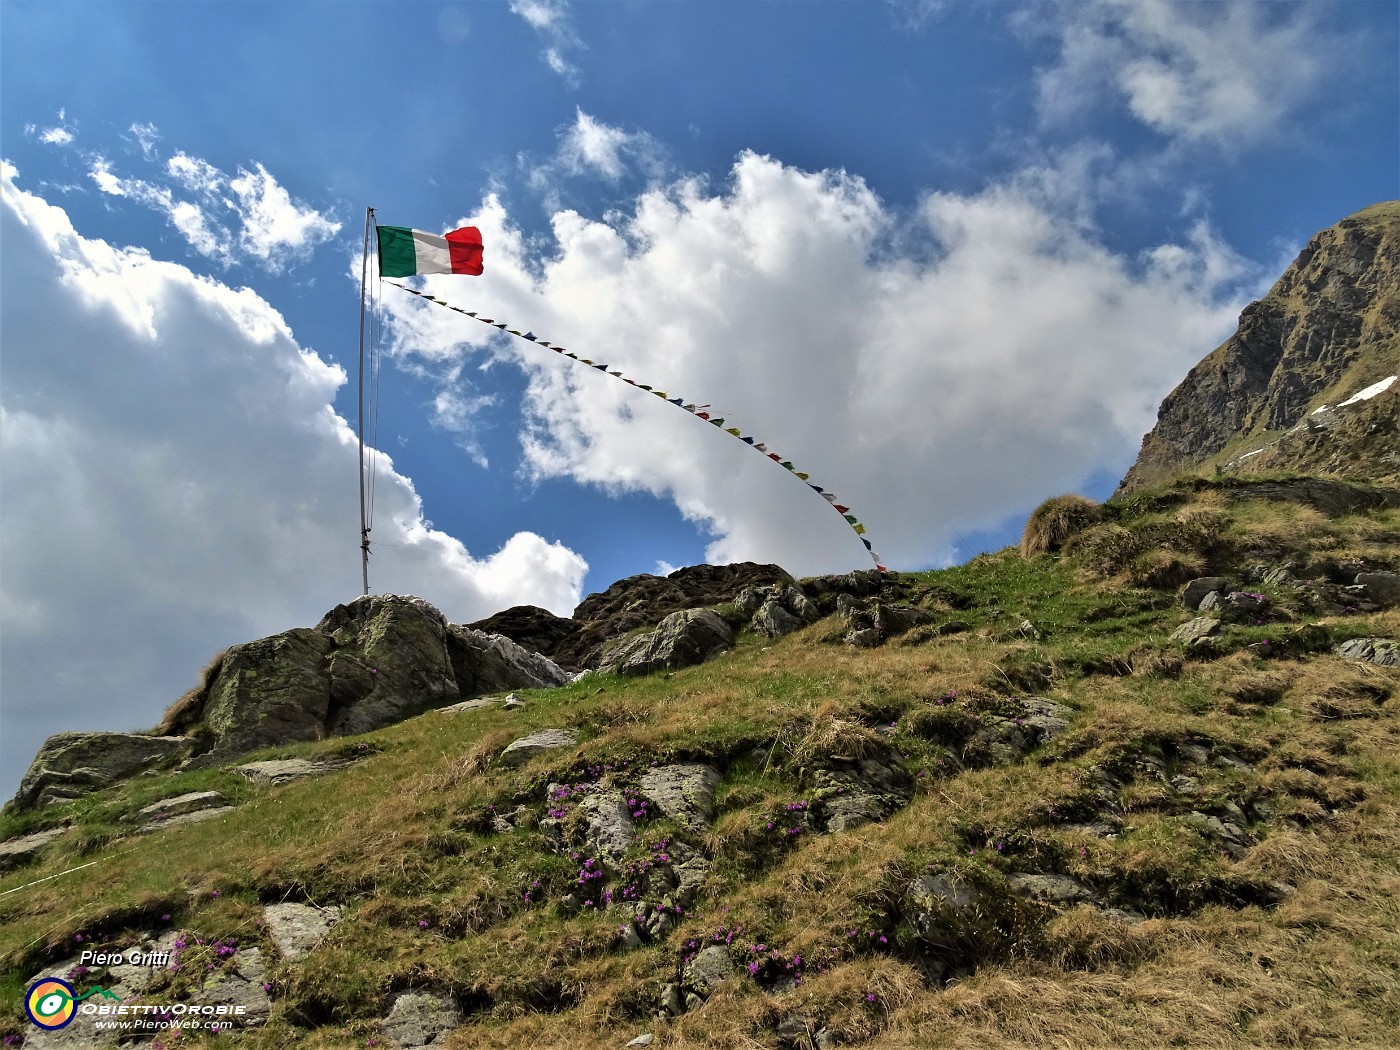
[[2, 0, 1396, 794]]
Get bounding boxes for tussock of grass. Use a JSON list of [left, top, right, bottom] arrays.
[[1020, 494, 1104, 558]]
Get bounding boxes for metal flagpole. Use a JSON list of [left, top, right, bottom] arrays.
[[357, 206, 375, 596]]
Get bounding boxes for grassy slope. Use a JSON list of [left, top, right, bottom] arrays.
[[2, 478, 1398, 1049]]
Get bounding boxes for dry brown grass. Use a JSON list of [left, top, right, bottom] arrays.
[[153, 647, 226, 734], [1020, 494, 1105, 558]]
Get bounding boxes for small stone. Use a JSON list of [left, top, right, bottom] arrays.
[[625, 1034, 655, 1047]]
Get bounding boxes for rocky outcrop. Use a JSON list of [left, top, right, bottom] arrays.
[[598, 609, 735, 676], [466, 604, 582, 661], [179, 596, 567, 772], [199, 627, 338, 761], [1118, 201, 1400, 495], [444, 625, 572, 697], [13, 732, 194, 809], [554, 562, 791, 669]]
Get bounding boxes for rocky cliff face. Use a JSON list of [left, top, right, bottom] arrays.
[[1117, 201, 1400, 495]]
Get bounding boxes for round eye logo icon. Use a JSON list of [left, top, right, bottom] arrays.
[[26, 978, 77, 1030]]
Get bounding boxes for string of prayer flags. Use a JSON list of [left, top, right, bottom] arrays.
[[386, 281, 886, 571]]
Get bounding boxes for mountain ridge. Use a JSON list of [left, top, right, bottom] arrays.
[[1116, 200, 1400, 495]]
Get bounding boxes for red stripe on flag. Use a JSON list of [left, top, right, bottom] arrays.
[[445, 227, 484, 275]]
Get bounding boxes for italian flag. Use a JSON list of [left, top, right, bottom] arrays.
[[377, 225, 484, 277]]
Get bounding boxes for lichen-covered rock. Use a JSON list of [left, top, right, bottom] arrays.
[[1180, 577, 1231, 610], [1198, 590, 1270, 624], [1007, 872, 1096, 905], [138, 791, 233, 832], [263, 902, 341, 962], [380, 991, 463, 1047], [13, 732, 194, 810], [639, 764, 721, 831], [754, 599, 803, 639], [1355, 571, 1400, 606], [138, 790, 227, 819], [583, 789, 637, 862], [0, 826, 67, 870], [234, 757, 355, 785], [840, 598, 933, 647], [317, 595, 460, 735], [198, 627, 336, 762], [1169, 617, 1222, 645], [444, 625, 571, 697], [500, 728, 578, 767], [191, 946, 271, 1027], [812, 758, 913, 832], [1336, 637, 1400, 665], [598, 609, 734, 676], [683, 945, 735, 998], [967, 697, 1072, 765], [904, 872, 986, 943]]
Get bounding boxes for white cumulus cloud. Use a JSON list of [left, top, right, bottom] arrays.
[[0, 164, 587, 796]]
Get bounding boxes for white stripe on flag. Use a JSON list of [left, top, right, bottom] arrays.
[[411, 230, 452, 274]]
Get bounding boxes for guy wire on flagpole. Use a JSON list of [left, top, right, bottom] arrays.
[[357, 206, 375, 596]]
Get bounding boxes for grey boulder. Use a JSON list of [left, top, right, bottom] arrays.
[[13, 732, 194, 810], [599, 609, 734, 676]]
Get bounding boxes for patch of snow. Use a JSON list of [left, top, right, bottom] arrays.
[[1237, 449, 1266, 460], [1312, 404, 1330, 415], [1337, 375, 1397, 408]]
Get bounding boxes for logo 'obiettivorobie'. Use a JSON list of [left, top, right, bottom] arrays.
[[24, 978, 122, 1030]]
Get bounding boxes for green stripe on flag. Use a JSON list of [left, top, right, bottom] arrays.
[[378, 226, 419, 277]]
